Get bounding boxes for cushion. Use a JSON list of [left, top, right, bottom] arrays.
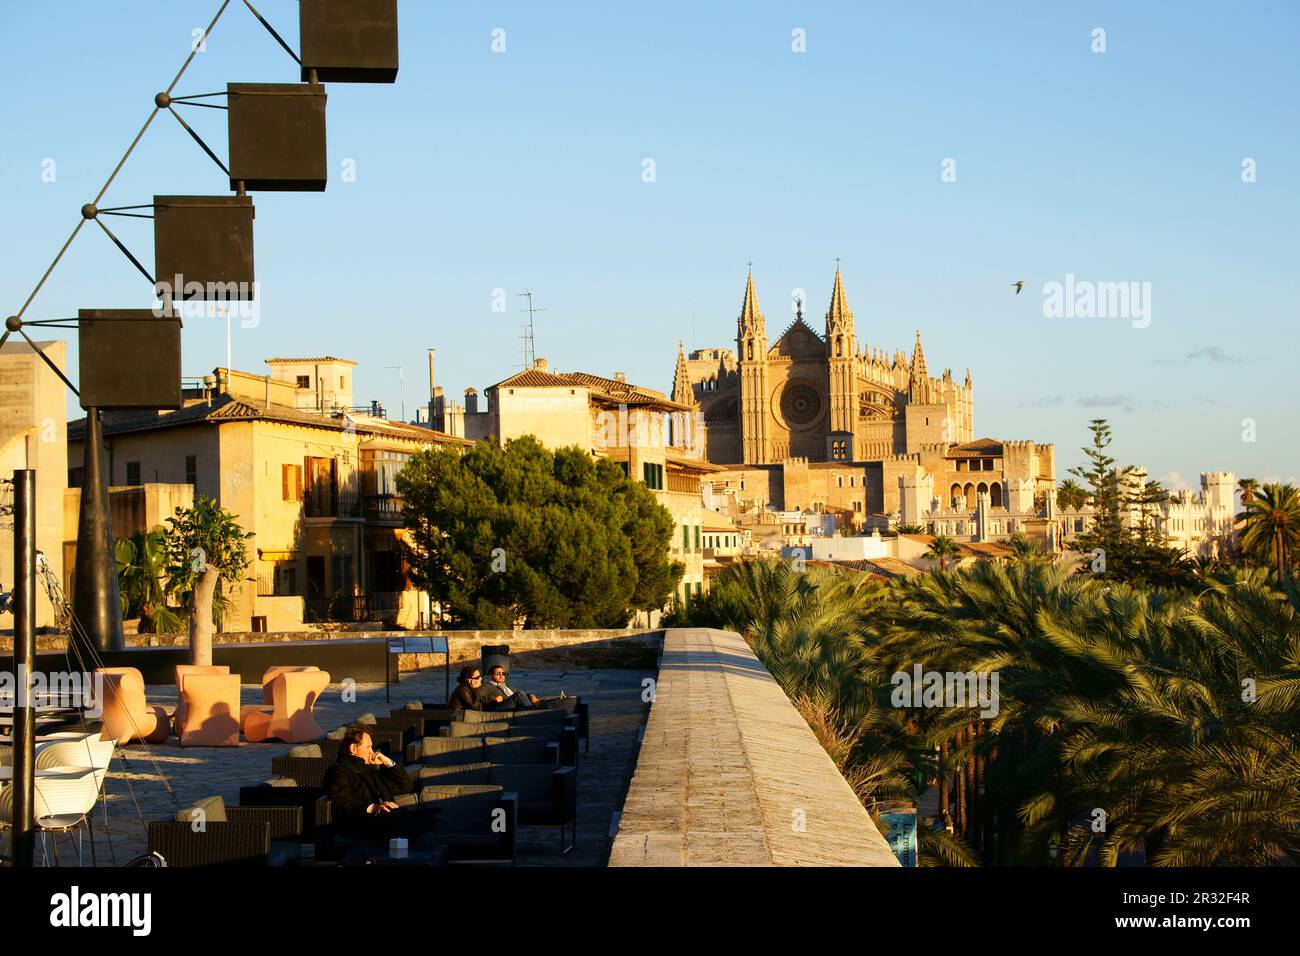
[[416, 737, 484, 768], [265, 776, 299, 787], [403, 700, 424, 711], [483, 735, 550, 764], [287, 744, 322, 759], [488, 764, 554, 803], [417, 785, 504, 834], [416, 763, 492, 787], [326, 727, 346, 739], [447, 720, 510, 737], [176, 794, 226, 824], [356, 713, 377, 725]]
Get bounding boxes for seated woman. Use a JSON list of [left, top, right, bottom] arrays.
[[448, 666, 483, 712]]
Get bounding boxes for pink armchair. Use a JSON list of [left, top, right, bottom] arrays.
[[240, 668, 330, 743], [95, 667, 170, 744], [178, 673, 242, 747], [173, 664, 231, 735]]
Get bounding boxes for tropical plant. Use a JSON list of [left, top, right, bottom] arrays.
[[114, 529, 183, 634], [1237, 482, 1300, 574], [1237, 477, 1260, 510], [1055, 478, 1089, 512], [163, 497, 254, 665], [923, 535, 961, 571], [894, 523, 925, 535]]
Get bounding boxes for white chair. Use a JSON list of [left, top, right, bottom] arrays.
[[0, 773, 101, 866], [34, 738, 116, 850]]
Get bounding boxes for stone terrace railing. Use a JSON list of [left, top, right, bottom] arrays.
[[5, 629, 662, 672], [609, 627, 899, 867]]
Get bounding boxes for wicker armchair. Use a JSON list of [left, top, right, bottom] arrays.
[[147, 804, 302, 866]]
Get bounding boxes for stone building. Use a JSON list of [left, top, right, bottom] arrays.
[[461, 359, 719, 612], [66, 357, 470, 632], [674, 270, 1055, 533], [0, 340, 68, 628], [1057, 470, 1238, 559]]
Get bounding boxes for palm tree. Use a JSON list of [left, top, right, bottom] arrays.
[[1237, 477, 1260, 509], [1056, 478, 1089, 512], [923, 535, 961, 571], [1237, 482, 1300, 573], [114, 529, 183, 634]]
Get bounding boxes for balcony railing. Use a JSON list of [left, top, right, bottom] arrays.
[[304, 590, 403, 624], [302, 488, 361, 519], [363, 493, 406, 524]]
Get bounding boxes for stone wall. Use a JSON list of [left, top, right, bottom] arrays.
[[5, 628, 662, 672], [609, 627, 899, 867]]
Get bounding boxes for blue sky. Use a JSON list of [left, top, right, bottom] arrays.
[[2, 1, 1297, 486]]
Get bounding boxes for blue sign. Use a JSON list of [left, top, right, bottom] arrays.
[[880, 811, 918, 867]]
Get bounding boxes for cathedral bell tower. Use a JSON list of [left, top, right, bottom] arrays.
[[825, 267, 857, 460], [736, 269, 770, 464]]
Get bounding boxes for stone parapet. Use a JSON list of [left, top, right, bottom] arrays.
[[609, 627, 899, 866]]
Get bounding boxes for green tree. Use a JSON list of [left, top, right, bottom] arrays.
[[923, 535, 961, 571], [163, 497, 254, 665], [1238, 482, 1300, 574], [1055, 478, 1089, 511], [114, 529, 183, 634], [1237, 477, 1260, 510], [396, 437, 682, 628]]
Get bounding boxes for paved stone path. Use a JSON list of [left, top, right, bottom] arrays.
[[609, 628, 899, 867], [64, 665, 652, 867]]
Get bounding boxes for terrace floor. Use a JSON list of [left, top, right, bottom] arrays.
[[73, 665, 653, 867]]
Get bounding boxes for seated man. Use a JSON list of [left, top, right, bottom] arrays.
[[323, 724, 437, 840], [482, 664, 541, 710]]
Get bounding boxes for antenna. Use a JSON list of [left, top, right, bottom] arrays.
[[518, 290, 548, 369]]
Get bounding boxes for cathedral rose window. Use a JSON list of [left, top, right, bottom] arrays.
[[780, 383, 823, 426]]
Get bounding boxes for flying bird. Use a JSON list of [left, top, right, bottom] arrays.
[[1011, 280, 1025, 295]]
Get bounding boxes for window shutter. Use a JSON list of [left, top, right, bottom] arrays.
[[282, 464, 290, 501]]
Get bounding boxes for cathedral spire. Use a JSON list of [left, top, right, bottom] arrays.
[[672, 341, 694, 405], [825, 267, 854, 339], [739, 271, 763, 334], [908, 329, 930, 403]]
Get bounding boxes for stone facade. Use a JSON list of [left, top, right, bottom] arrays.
[[674, 271, 1055, 535], [460, 359, 719, 612], [65, 357, 470, 632], [0, 340, 67, 627]]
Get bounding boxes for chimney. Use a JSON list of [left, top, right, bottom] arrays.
[[614, 371, 626, 383], [533, 357, 548, 371], [428, 348, 436, 399], [464, 387, 479, 415]]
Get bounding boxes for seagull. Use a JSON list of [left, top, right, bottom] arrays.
[[1011, 280, 1025, 295]]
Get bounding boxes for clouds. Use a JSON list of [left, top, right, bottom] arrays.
[[1185, 346, 1242, 363]]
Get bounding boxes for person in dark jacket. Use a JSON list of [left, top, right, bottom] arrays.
[[448, 666, 483, 712], [482, 664, 540, 710], [323, 725, 436, 840]]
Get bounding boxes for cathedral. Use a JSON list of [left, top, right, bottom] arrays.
[[670, 269, 1056, 527], [672, 269, 973, 465]]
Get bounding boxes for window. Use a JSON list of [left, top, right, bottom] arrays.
[[642, 462, 663, 490], [282, 463, 303, 501], [837, 476, 843, 488], [340, 375, 346, 388], [683, 525, 690, 551], [296, 375, 311, 389], [275, 565, 298, 596], [68, 466, 83, 488], [185, 455, 197, 486], [694, 525, 701, 549], [331, 554, 354, 593], [125, 461, 141, 486], [854, 500, 862, 512]]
